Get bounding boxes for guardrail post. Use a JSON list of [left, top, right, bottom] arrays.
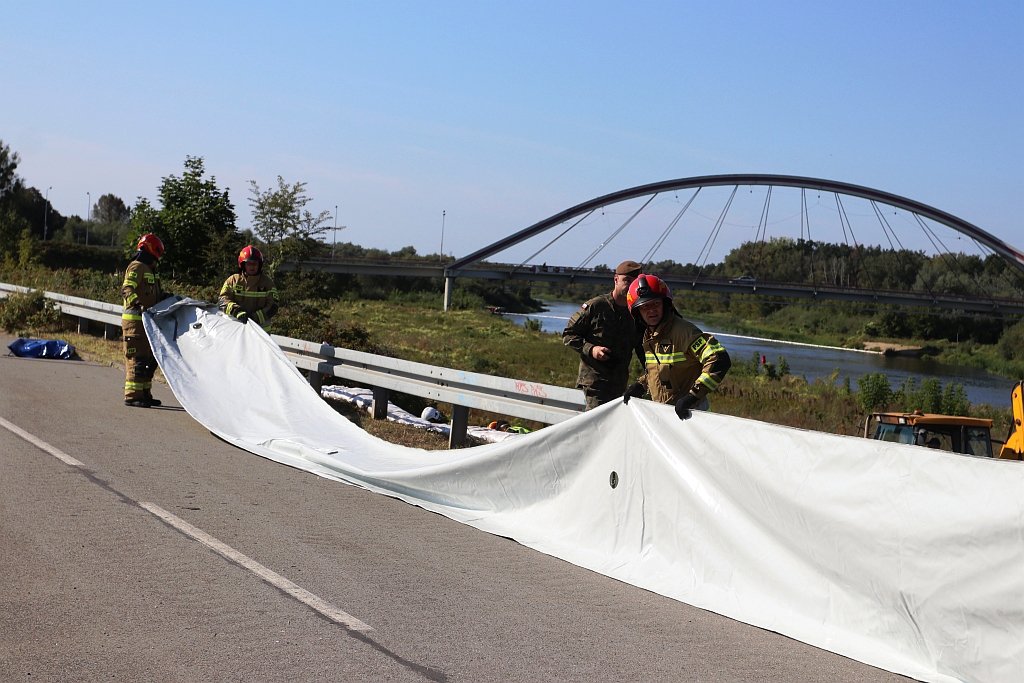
[[307, 370, 323, 393], [371, 387, 389, 420], [449, 405, 469, 448], [443, 276, 453, 312]]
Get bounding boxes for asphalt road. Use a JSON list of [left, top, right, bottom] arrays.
[[0, 335, 912, 682]]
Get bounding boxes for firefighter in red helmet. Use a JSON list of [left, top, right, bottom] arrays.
[[622, 273, 731, 419], [121, 232, 166, 407], [218, 245, 279, 326]]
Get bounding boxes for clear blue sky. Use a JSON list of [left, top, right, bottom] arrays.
[[4, 1, 1022, 267]]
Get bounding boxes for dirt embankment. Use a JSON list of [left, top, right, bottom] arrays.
[[861, 341, 930, 356]]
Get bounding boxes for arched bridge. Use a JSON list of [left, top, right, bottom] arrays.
[[281, 174, 1024, 315], [439, 174, 1024, 313]]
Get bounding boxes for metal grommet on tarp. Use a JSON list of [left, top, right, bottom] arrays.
[[609, 471, 618, 488]]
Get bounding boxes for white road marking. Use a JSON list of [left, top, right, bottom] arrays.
[[0, 415, 86, 467], [0, 416, 373, 633], [140, 502, 373, 632]]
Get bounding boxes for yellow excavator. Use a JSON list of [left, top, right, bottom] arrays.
[[864, 381, 1024, 460]]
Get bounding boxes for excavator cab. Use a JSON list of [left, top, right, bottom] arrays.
[[866, 411, 995, 458], [865, 381, 1024, 461]]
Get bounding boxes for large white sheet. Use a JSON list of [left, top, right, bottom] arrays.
[[146, 300, 1024, 683]]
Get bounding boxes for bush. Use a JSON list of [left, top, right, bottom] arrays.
[[857, 373, 892, 412], [273, 301, 387, 355], [0, 290, 62, 334]]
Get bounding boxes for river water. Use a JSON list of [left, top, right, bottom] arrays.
[[503, 301, 1012, 408]]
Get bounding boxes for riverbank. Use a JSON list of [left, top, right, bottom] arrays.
[[546, 299, 1022, 377], [508, 300, 1017, 409]]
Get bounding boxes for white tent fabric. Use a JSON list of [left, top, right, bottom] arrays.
[[146, 300, 1024, 683]]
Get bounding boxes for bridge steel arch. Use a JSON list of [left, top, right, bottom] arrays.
[[442, 174, 1024, 309]]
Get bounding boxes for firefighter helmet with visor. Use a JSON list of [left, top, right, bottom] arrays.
[[626, 273, 672, 314], [137, 233, 165, 260], [238, 245, 264, 272]]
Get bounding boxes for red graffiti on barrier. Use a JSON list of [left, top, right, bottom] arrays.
[[514, 380, 548, 398]]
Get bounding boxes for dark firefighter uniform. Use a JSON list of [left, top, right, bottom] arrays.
[[121, 255, 162, 403], [563, 293, 643, 410], [638, 312, 731, 405], [218, 273, 279, 326]]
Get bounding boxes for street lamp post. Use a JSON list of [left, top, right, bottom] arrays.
[[439, 210, 446, 261], [86, 191, 91, 245], [43, 186, 52, 240]]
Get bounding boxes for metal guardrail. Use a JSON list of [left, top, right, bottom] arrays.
[[0, 283, 585, 446]]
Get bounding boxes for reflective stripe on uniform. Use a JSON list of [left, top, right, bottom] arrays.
[[645, 350, 687, 365], [698, 339, 725, 362], [697, 372, 720, 390], [122, 312, 143, 321], [223, 287, 277, 299]]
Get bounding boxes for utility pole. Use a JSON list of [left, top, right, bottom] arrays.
[[86, 191, 90, 245], [332, 205, 338, 259]]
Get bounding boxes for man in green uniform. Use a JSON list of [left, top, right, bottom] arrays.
[[121, 232, 166, 408], [562, 260, 644, 410]]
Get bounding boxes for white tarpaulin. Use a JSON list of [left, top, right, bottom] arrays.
[[146, 300, 1024, 683]]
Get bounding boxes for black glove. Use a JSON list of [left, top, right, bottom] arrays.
[[622, 382, 645, 404], [674, 392, 700, 420], [235, 310, 249, 324]]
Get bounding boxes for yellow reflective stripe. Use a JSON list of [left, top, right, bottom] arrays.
[[697, 372, 719, 390], [122, 312, 143, 321], [232, 290, 273, 299], [123, 272, 138, 286], [255, 310, 266, 325], [699, 340, 725, 362], [143, 272, 157, 283], [125, 381, 147, 390], [645, 350, 687, 364], [124, 294, 138, 307]]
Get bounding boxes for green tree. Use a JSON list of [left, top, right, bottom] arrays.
[[132, 156, 239, 282], [0, 139, 20, 201], [248, 176, 332, 273], [0, 140, 26, 255], [94, 193, 129, 224]]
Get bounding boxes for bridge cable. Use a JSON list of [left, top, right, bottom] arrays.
[[576, 193, 658, 270], [912, 213, 1001, 307], [510, 209, 595, 273], [693, 185, 739, 281], [868, 201, 946, 311], [969, 237, 1024, 296], [752, 185, 773, 276], [801, 188, 819, 288], [834, 194, 866, 289], [640, 188, 700, 265]]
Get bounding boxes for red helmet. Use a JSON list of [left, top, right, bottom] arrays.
[[238, 245, 264, 271], [626, 273, 671, 314], [137, 233, 165, 260]]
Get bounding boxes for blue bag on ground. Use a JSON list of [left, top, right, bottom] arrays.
[[7, 338, 75, 359]]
